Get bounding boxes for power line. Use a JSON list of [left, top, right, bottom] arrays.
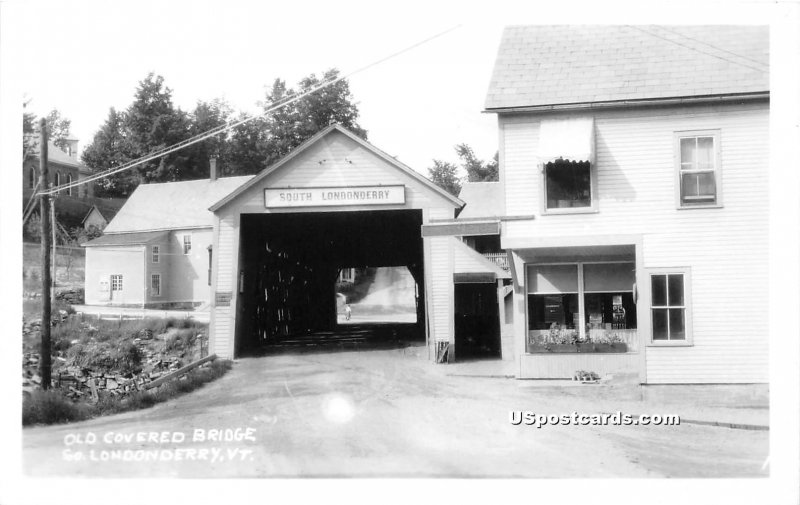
[[655, 25, 769, 70], [628, 25, 769, 74], [38, 24, 462, 197]]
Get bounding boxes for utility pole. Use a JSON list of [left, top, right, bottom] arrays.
[[51, 195, 57, 301], [39, 118, 52, 390]]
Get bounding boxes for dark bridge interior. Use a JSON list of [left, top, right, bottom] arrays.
[[235, 209, 425, 355]]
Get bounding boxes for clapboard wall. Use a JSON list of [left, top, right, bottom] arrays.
[[209, 128, 459, 359], [499, 101, 769, 383]]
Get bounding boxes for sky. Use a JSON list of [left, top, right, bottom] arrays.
[[17, 0, 511, 176], [13, 0, 787, 178]]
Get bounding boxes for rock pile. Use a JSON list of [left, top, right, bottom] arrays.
[[55, 288, 85, 305]]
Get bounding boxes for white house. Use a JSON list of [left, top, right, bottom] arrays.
[[484, 25, 769, 383], [83, 167, 253, 308]]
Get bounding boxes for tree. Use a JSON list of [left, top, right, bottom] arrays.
[[124, 73, 191, 185], [261, 69, 367, 167], [186, 99, 234, 178], [82, 74, 192, 196], [427, 160, 462, 196], [23, 103, 74, 162], [81, 108, 134, 197], [43, 109, 72, 149], [455, 144, 498, 182]]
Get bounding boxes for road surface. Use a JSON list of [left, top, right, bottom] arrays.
[[23, 347, 768, 478]]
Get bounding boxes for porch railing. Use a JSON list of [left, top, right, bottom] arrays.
[[483, 252, 509, 271]]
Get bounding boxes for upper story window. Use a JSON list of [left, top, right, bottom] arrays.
[[676, 130, 721, 208], [544, 160, 592, 210], [152, 245, 160, 263], [182, 234, 192, 255], [538, 117, 596, 214]]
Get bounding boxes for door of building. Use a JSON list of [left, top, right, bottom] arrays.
[[110, 274, 123, 302]]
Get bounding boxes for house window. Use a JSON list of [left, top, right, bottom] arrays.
[[182, 234, 192, 255], [29, 167, 36, 189], [152, 245, 160, 263], [151, 274, 161, 297], [54, 172, 61, 189], [544, 160, 592, 210], [676, 131, 720, 207], [66, 173, 73, 196], [650, 270, 692, 344], [110, 274, 123, 291]]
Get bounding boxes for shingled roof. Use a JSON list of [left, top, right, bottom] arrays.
[[485, 25, 769, 111], [103, 176, 253, 234]]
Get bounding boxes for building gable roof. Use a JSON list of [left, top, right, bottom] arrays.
[[210, 124, 464, 212], [104, 175, 254, 234], [485, 25, 769, 111], [28, 139, 91, 173]]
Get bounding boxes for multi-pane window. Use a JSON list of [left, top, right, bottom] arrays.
[[650, 273, 687, 341], [152, 245, 160, 263], [544, 160, 592, 210], [526, 262, 637, 353], [110, 274, 123, 291], [182, 234, 192, 255], [677, 131, 720, 207], [66, 174, 73, 196], [151, 274, 161, 296]]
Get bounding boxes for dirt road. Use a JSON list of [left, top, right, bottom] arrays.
[[23, 347, 768, 478]]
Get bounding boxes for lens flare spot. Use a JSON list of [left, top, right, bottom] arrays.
[[322, 394, 355, 424]]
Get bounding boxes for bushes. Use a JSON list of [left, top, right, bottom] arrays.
[[164, 329, 197, 354], [22, 390, 91, 425], [65, 341, 142, 374]]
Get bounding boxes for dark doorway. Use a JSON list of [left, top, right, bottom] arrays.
[[235, 209, 425, 355], [454, 283, 501, 359]]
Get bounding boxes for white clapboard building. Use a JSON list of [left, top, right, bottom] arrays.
[[83, 25, 768, 385]]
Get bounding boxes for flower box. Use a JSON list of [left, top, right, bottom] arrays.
[[577, 343, 628, 354], [527, 343, 578, 353]]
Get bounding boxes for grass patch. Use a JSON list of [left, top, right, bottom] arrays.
[[22, 390, 92, 425], [23, 359, 232, 426]]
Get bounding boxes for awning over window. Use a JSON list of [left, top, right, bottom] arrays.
[[538, 118, 595, 164]]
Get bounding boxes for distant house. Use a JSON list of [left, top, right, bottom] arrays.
[[82, 167, 253, 308], [484, 25, 769, 383], [22, 136, 126, 233], [24, 137, 92, 202], [81, 201, 124, 232]]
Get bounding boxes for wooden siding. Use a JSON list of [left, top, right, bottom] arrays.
[[427, 236, 454, 346], [500, 102, 769, 383], [210, 214, 237, 358], [218, 131, 457, 217], [520, 353, 640, 379]]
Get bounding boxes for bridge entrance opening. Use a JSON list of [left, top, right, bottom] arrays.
[[235, 209, 425, 355]]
